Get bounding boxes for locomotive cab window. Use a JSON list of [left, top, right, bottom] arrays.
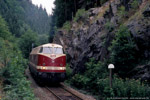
[[53, 47, 63, 54], [42, 47, 53, 54], [39, 47, 43, 53]]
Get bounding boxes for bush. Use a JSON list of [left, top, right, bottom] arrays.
[[117, 6, 127, 18], [0, 38, 17, 68], [0, 52, 36, 100], [67, 58, 150, 99], [0, 12, 36, 100], [62, 21, 71, 32], [71, 74, 90, 88], [66, 64, 72, 79], [97, 76, 150, 99], [131, 0, 139, 9], [70, 58, 108, 92], [74, 9, 87, 22], [105, 21, 114, 32], [109, 25, 137, 76]]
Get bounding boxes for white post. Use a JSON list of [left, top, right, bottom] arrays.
[[108, 64, 115, 88]]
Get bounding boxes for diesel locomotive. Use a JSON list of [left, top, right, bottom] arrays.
[[29, 43, 66, 82]]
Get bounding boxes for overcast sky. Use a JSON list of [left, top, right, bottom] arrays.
[[31, 0, 55, 15]]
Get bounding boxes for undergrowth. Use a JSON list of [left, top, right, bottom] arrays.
[[0, 51, 36, 100], [73, 9, 87, 22], [0, 15, 36, 100], [66, 58, 150, 99]]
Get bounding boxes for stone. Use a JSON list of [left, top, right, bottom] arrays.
[[53, 0, 150, 79], [143, 5, 150, 17]]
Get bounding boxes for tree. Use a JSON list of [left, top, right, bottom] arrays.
[[110, 25, 137, 77], [19, 29, 38, 58], [0, 15, 11, 40], [0, 0, 51, 37]]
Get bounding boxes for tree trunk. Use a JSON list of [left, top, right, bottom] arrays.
[[74, 0, 77, 14], [65, 0, 67, 20]]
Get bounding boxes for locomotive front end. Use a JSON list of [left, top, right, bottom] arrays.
[[29, 43, 66, 83], [37, 44, 66, 82]]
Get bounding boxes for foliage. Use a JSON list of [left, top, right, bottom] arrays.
[[49, 34, 54, 43], [0, 16, 36, 99], [71, 74, 90, 88], [70, 58, 108, 92], [105, 21, 114, 32], [62, 21, 71, 32], [73, 9, 87, 22], [109, 25, 137, 76], [0, 38, 15, 68], [131, 0, 139, 9], [18, 29, 38, 58], [38, 34, 49, 45], [49, 0, 109, 35], [100, 0, 108, 5], [66, 64, 72, 79], [0, 52, 36, 100], [0, 1, 47, 99], [0, 16, 18, 67], [19, 29, 49, 58], [0, 15, 11, 40], [67, 59, 150, 99], [0, 0, 50, 37], [117, 6, 127, 18], [97, 76, 150, 99]]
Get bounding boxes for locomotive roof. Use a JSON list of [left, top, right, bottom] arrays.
[[30, 43, 63, 54], [42, 43, 62, 48]]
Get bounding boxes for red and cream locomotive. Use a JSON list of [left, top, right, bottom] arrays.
[[29, 43, 66, 82]]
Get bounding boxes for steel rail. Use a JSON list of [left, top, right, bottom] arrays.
[[46, 87, 63, 100], [46, 86, 83, 100], [60, 86, 83, 100]]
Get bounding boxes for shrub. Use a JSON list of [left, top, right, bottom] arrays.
[[105, 21, 114, 32], [97, 76, 150, 99], [0, 52, 36, 100], [131, 0, 139, 9], [117, 6, 127, 18], [74, 9, 87, 22], [0, 13, 36, 100], [85, 58, 107, 79], [70, 58, 108, 92], [109, 25, 137, 77], [62, 21, 71, 32], [66, 64, 72, 78], [0, 38, 16, 67], [67, 58, 150, 99], [71, 74, 90, 88]]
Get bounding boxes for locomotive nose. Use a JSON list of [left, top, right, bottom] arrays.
[[50, 54, 56, 58], [52, 60, 55, 63], [60, 64, 63, 66]]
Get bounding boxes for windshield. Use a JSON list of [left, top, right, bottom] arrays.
[[53, 47, 63, 54], [42, 47, 53, 54], [40, 47, 63, 54]]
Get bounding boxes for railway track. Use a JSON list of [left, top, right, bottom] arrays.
[[46, 86, 83, 100]]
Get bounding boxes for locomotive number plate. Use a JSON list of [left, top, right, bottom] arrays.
[[50, 55, 56, 57]]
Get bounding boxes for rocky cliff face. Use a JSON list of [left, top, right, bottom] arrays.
[[53, 0, 150, 78]]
